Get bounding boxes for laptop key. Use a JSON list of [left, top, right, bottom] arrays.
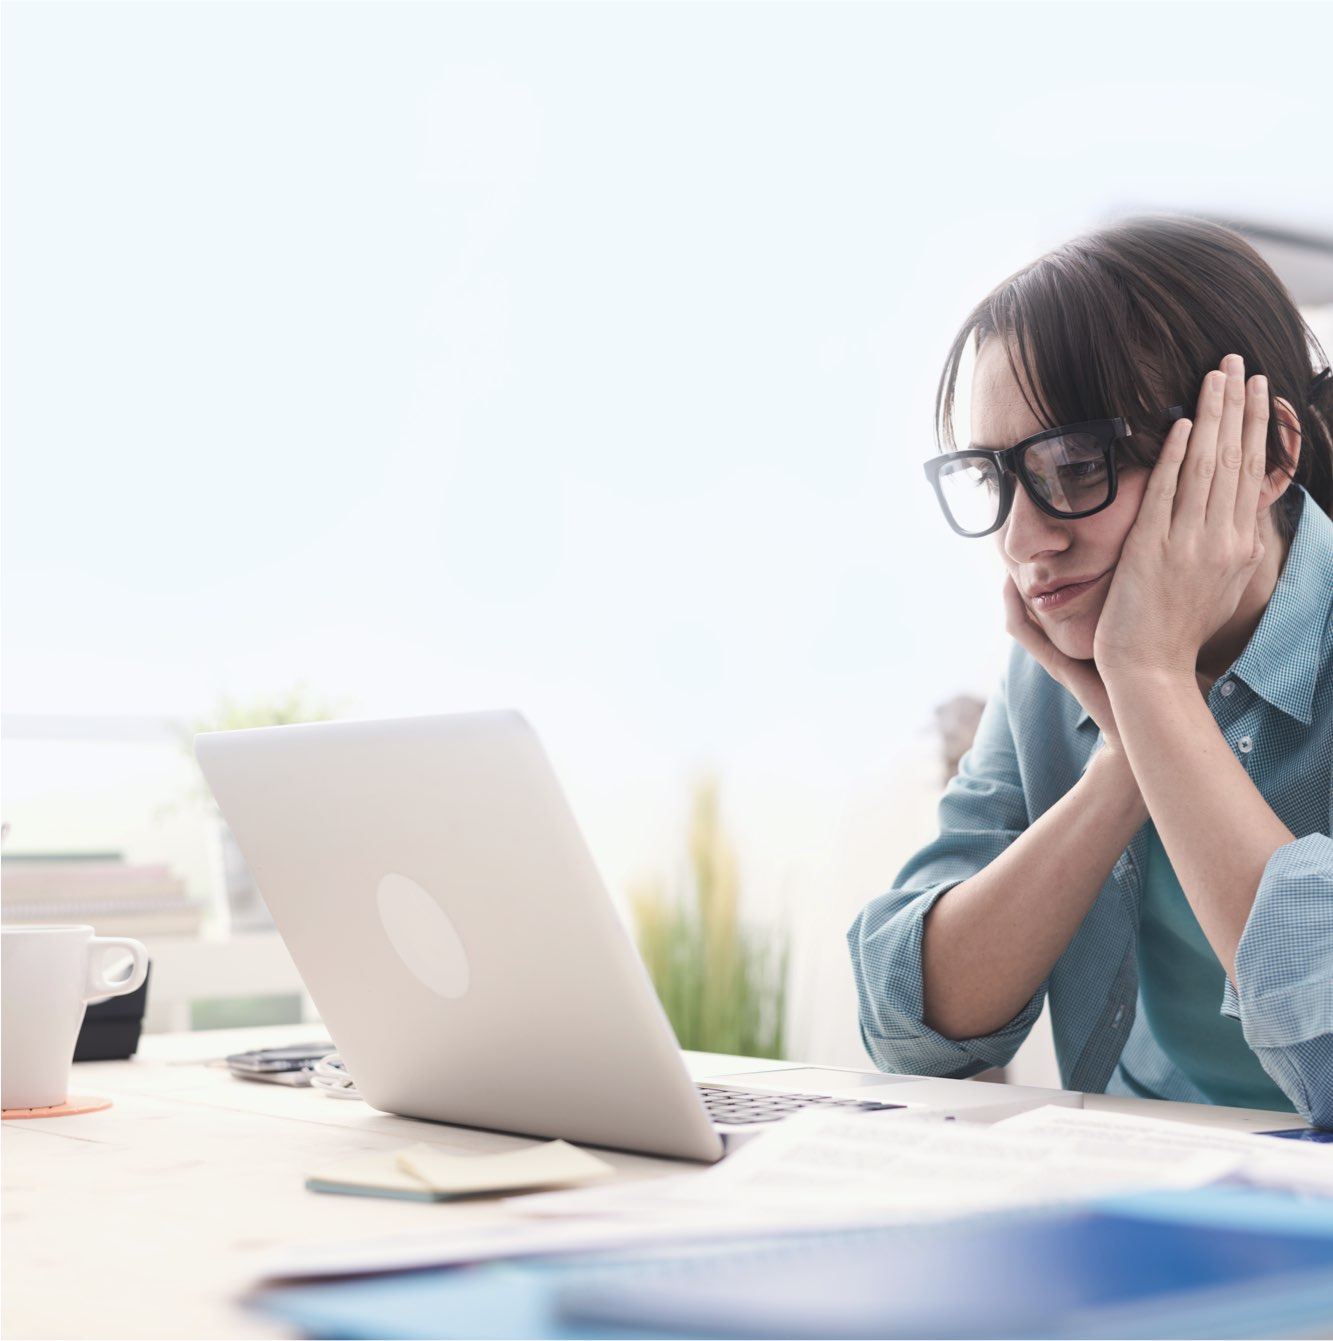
[[696, 1083, 905, 1125]]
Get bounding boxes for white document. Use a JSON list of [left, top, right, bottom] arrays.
[[994, 1105, 1333, 1196], [518, 1107, 1239, 1225]]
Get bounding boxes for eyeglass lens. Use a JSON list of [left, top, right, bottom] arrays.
[[936, 430, 1110, 534]]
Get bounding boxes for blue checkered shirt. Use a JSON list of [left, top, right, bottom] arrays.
[[849, 488, 1333, 1125]]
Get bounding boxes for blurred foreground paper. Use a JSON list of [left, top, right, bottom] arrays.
[[254, 1189, 1333, 1340], [555, 1187, 1333, 1341]]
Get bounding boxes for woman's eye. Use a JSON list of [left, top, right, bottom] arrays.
[[1060, 460, 1107, 483]]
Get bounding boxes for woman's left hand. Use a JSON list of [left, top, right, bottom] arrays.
[[1092, 353, 1270, 685]]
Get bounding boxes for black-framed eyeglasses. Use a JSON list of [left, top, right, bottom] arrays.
[[924, 417, 1136, 538]]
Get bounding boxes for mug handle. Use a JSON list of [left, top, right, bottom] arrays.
[[83, 937, 149, 1001]]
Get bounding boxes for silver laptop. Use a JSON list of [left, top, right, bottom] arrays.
[[195, 711, 1076, 1162]]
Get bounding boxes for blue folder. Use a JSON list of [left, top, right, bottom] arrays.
[[254, 1187, 1333, 1340]]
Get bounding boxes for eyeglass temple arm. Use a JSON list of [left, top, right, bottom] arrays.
[[1118, 406, 1186, 440]]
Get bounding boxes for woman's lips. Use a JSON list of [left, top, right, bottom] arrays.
[[1028, 570, 1111, 612]]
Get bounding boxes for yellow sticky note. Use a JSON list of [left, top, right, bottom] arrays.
[[306, 1150, 440, 1200], [396, 1140, 615, 1195]]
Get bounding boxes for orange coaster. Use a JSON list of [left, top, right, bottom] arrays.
[[2, 1096, 112, 1120]]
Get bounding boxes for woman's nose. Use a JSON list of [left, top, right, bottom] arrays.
[[1000, 481, 1072, 564]]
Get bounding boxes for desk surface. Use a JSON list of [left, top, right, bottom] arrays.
[[1, 1025, 1303, 1341]]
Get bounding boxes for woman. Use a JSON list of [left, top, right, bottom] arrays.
[[848, 216, 1333, 1123]]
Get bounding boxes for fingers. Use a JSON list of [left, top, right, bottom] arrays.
[[1003, 576, 1113, 735], [1002, 576, 1050, 665], [1135, 413, 1193, 536], [1234, 369, 1269, 530], [1205, 354, 1251, 527], [1003, 576, 1074, 682], [1002, 574, 1034, 639], [1155, 355, 1268, 539], [1176, 365, 1226, 529]]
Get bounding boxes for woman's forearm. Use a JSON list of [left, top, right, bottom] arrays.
[[1107, 670, 1296, 980], [922, 747, 1149, 1040]]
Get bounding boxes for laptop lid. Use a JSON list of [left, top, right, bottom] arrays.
[[196, 711, 725, 1162]]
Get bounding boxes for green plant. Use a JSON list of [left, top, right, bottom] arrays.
[[630, 777, 789, 1059], [180, 684, 344, 943], [189, 684, 339, 736], [174, 684, 342, 816]]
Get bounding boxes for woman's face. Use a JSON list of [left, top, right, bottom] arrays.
[[971, 339, 1151, 662]]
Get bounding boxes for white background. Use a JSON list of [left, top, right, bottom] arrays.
[[5, 0, 1332, 1062]]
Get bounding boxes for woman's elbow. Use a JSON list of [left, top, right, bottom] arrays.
[[1299, 1087, 1333, 1131]]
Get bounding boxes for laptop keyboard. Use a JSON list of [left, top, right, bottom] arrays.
[[696, 1083, 905, 1125]]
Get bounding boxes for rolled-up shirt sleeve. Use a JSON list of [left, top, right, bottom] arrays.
[[1222, 832, 1333, 1127], [847, 680, 1047, 1078]]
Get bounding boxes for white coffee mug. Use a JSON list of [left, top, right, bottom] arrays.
[[1, 925, 149, 1111]]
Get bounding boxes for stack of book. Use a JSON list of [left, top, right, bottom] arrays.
[[1, 853, 206, 938]]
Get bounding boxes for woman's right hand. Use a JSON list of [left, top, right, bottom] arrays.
[[1002, 576, 1125, 753]]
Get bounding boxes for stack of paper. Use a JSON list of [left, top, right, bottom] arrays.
[[510, 1105, 1245, 1228], [268, 1105, 1297, 1280]]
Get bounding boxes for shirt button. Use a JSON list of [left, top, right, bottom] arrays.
[[1237, 736, 1253, 754], [1220, 681, 1235, 697]]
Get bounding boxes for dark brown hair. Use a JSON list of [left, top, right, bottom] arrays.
[[935, 216, 1333, 538]]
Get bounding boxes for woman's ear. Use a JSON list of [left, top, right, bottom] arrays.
[[1258, 396, 1303, 511]]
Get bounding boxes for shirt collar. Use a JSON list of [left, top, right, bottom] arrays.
[[1229, 488, 1333, 726], [1071, 487, 1333, 731]]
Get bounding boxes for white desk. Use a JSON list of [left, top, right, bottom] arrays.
[[1, 1025, 1305, 1341]]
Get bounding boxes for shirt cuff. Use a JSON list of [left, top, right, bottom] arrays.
[[1231, 833, 1333, 1048], [848, 880, 1047, 1077]]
